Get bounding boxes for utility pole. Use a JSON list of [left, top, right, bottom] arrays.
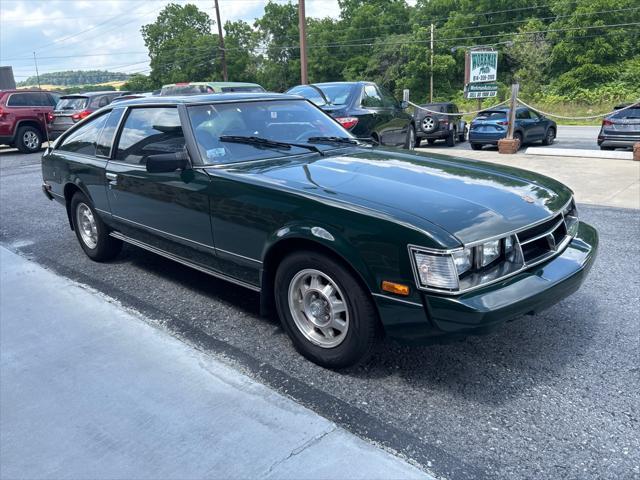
[[429, 23, 434, 102], [33, 52, 41, 89], [213, 0, 228, 81], [298, 0, 308, 84]]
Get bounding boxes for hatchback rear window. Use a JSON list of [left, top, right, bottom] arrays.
[[56, 97, 88, 110], [611, 107, 640, 119], [476, 111, 507, 120]]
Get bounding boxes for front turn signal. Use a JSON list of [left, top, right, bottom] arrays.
[[381, 281, 410, 296]]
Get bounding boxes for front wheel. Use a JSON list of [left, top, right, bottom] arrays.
[[542, 127, 555, 146], [70, 192, 122, 261], [470, 143, 482, 150], [274, 251, 379, 369], [446, 131, 456, 147], [458, 128, 466, 143]]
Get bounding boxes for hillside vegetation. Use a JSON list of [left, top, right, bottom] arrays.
[[17, 70, 130, 87]]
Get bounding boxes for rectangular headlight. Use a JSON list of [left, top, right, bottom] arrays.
[[479, 239, 501, 267], [452, 247, 473, 275], [412, 251, 459, 290]]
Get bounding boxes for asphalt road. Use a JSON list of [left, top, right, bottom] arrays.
[[424, 125, 605, 151], [1, 149, 638, 480]]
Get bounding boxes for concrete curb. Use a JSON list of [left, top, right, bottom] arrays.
[[525, 147, 633, 160]]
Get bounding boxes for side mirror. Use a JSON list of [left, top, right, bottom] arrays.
[[145, 151, 190, 173]]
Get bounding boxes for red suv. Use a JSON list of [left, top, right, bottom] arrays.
[[0, 90, 59, 153]]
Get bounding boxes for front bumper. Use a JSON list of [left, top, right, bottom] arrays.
[[375, 221, 598, 344]]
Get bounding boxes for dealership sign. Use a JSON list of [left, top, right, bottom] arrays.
[[469, 51, 498, 83], [465, 82, 498, 99]]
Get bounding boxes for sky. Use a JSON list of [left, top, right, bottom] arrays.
[[0, 0, 342, 81]]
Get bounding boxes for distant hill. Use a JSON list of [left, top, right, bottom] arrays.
[[17, 70, 130, 87]]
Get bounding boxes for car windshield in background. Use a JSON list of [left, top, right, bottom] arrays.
[[611, 106, 640, 119], [476, 110, 506, 120], [56, 97, 88, 110], [220, 86, 264, 93], [161, 85, 210, 95], [286, 85, 328, 106], [315, 84, 354, 106], [188, 100, 352, 164]]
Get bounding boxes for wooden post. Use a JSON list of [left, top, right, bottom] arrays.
[[214, 0, 228, 81], [299, 0, 308, 85], [498, 83, 521, 154]]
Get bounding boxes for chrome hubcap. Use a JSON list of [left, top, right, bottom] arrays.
[[76, 203, 98, 249], [23, 131, 39, 150], [288, 269, 349, 348]]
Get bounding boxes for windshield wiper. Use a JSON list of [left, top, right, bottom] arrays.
[[307, 136, 358, 145], [219, 135, 323, 155]]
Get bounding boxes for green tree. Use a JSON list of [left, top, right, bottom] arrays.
[[503, 20, 551, 98]]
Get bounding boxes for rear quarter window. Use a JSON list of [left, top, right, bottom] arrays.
[[57, 113, 109, 156]]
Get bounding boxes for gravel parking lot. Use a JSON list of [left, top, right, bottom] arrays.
[[1, 149, 638, 480]]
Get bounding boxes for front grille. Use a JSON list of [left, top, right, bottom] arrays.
[[517, 213, 569, 265]]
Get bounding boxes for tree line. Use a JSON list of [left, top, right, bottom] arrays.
[[18, 70, 130, 87], [122, 0, 638, 104]]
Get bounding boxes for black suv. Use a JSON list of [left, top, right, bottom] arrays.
[[414, 102, 466, 147], [286, 82, 415, 148]]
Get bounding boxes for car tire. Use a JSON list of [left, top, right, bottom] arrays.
[[542, 127, 555, 146], [458, 129, 466, 142], [600, 145, 615, 151], [70, 191, 122, 261], [471, 143, 482, 150], [404, 125, 416, 150], [427, 139, 436, 145], [420, 115, 438, 133], [514, 132, 523, 149], [15, 125, 42, 153], [415, 138, 422, 148], [446, 131, 455, 147], [274, 250, 379, 369]]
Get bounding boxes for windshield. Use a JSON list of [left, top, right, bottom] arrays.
[[188, 99, 354, 164], [56, 97, 88, 111], [315, 84, 354, 106]]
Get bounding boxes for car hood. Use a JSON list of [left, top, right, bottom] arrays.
[[221, 148, 573, 246]]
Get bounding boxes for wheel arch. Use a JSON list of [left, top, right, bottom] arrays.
[[14, 119, 45, 141], [259, 232, 378, 321], [62, 181, 92, 230]]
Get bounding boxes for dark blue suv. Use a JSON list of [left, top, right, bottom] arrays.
[[469, 106, 557, 150]]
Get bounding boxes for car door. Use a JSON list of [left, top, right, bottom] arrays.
[[105, 106, 216, 268], [515, 109, 535, 142], [379, 85, 411, 145], [527, 109, 547, 140], [360, 84, 395, 144]]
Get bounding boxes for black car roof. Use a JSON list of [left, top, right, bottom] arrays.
[[61, 91, 125, 98], [113, 92, 301, 107]]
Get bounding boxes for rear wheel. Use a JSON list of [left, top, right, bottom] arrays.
[[514, 131, 523, 149], [471, 143, 482, 150], [446, 130, 456, 147], [274, 250, 379, 369], [458, 128, 466, 142], [70, 192, 122, 261], [15, 126, 42, 153], [600, 145, 615, 151], [403, 125, 416, 150]]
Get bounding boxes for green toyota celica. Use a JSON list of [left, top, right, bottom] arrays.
[[41, 93, 598, 369]]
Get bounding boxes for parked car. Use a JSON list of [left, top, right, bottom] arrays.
[[0, 89, 59, 153], [598, 103, 640, 150], [160, 82, 265, 96], [110, 92, 156, 104], [414, 102, 466, 147], [469, 106, 557, 150], [49, 91, 128, 139], [285, 81, 415, 148], [41, 93, 598, 368]]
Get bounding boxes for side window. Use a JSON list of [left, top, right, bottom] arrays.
[[529, 110, 540, 120], [98, 96, 110, 108], [96, 108, 125, 157], [516, 110, 531, 120], [115, 108, 185, 165], [57, 113, 109, 156], [361, 85, 384, 108], [33, 93, 51, 106], [7, 93, 33, 107], [378, 86, 399, 108]]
